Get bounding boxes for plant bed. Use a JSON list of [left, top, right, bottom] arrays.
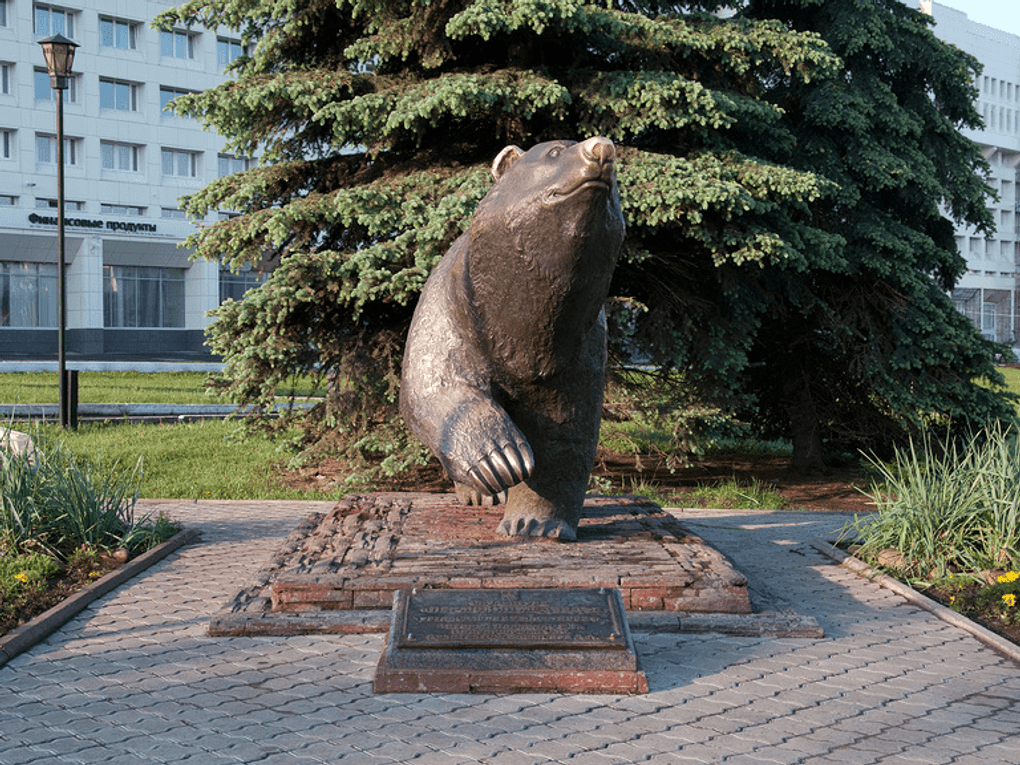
[[833, 541, 1020, 651], [0, 546, 124, 638], [917, 575, 1020, 648], [2, 427, 185, 642]]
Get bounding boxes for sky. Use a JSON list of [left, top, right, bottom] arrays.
[[931, 0, 1020, 37]]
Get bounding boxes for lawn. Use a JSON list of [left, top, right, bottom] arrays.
[[28, 419, 338, 501], [0, 371, 326, 405]]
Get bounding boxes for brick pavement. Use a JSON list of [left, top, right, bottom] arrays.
[[1, 499, 1018, 764]]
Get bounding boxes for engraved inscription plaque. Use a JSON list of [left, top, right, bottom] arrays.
[[375, 587, 648, 693], [395, 588, 627, 650]]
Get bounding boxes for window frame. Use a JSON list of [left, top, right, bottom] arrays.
[[161, 148, 199, 178], [219, 263, 268, 305], [100, 140, 141, 172], [33, 3, 76, 39], [35, 134, 79, 166], [1, 261, 59, 328], [99, 77, 140, 112], [100, 203, 145, 217], [99, 16, 139, 50], [217, 37, 246, 68], [35, 68, 78, 103], [103, 265, 186, 329], [217, 153, 253, 177], [159, 85, 195, 118], [160, 28, 196, 60]]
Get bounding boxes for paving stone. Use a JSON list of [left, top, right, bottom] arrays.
[[3, 502, 1020, 765]]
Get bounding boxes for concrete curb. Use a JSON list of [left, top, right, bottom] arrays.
[[0, 527, 201, 668], [811, 539, 1020, 666]]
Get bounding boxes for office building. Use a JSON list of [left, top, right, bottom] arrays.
[[0, 0, 260, 357], [922, 2, 1020, 346]]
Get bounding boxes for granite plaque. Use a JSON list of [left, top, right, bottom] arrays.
[[396, 587, 627, 650], [374, 588, 648, 694]]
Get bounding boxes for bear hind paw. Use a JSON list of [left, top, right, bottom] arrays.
[[497, 516, 577, 542]]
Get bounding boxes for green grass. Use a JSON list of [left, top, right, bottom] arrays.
[[31, 420, 340, 501], [0, 371, 326, 405], [1, 372, 214, 405], [997, 366, 1020, 402], [0, 551, 61, 625], [688, 479, 788, 510]]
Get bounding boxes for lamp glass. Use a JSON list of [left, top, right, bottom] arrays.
[[39, 34, 79, 88]]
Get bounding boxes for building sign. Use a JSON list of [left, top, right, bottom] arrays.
[[27, 213, 158, 235]]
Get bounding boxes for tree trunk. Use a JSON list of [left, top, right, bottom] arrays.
[[782, 362, 827, 475]]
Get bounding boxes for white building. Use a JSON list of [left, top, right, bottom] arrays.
[[0, 0, 261, 358], [922, 2, 1020, 346]]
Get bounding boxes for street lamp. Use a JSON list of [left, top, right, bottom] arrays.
[[39, 34, 79, 430]]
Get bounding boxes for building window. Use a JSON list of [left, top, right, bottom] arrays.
[[0, 0, 7, 27], [1, 63, 11, 95], [217, 154, 252, 177], [100, 17, 138, 50], [982, 302, 996, 338], [35, 68, 78, 103], [162, 148, 198, 177], [161, 207, 187, 219], [104, 265, 185, 328], [159, 86, 194, 117], [217, 38, 245, 68], [220, 264, 267, 304], [100, 78, 139, 111], [1, 262, 58, 328], [1, 129, 11, 160], [160, 29, 196, 60], [100, 141, 140, 172], [101, 204, 144, 217], [35, 198, 84, 211], [34, 4, 75, 39], [35, 134, 78, 165], [0, 195, 16, 206]]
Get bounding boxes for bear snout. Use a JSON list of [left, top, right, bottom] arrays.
[[580, 136, 616, 167]]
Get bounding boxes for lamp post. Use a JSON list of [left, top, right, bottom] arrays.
[[39, 34, 79, 430]]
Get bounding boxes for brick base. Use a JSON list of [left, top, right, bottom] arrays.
[[268, 493, 750, 615]]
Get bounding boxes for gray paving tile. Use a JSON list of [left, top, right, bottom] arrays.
[[3, 503, 1020, 765]]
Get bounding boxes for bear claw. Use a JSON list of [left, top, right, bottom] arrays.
[[497, 516, 577, 542], [455, 483, 507, 506], [467, 442, 534, 496]]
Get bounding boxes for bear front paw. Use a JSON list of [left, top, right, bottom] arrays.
[[467, 441, 534, 497]]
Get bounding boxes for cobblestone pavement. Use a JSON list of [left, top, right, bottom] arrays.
[[2, 500, 1018, 765]]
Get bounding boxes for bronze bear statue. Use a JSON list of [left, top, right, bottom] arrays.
[[400, 137, 625, 541]]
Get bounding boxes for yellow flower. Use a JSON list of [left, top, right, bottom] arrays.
[[14, 572, 28, 582], [1004, 594, 1017, 609], [996, 571, 1019, 584]]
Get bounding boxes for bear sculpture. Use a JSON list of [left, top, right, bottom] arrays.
[[400, 137, 625, 541]]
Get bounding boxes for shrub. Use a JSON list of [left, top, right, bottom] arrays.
[[842, 424, 1020, 582], [1, 428, 178, 559]]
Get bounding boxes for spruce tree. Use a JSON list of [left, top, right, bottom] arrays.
[[734, 0, 1016, 470], [156, 0, 1014, 478], [157, 0, 836, 474]]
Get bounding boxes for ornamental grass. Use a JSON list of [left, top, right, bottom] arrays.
[[843, 423, 1020, 584]]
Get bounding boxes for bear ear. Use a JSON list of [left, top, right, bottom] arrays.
[[491, 145, 524, 182]]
